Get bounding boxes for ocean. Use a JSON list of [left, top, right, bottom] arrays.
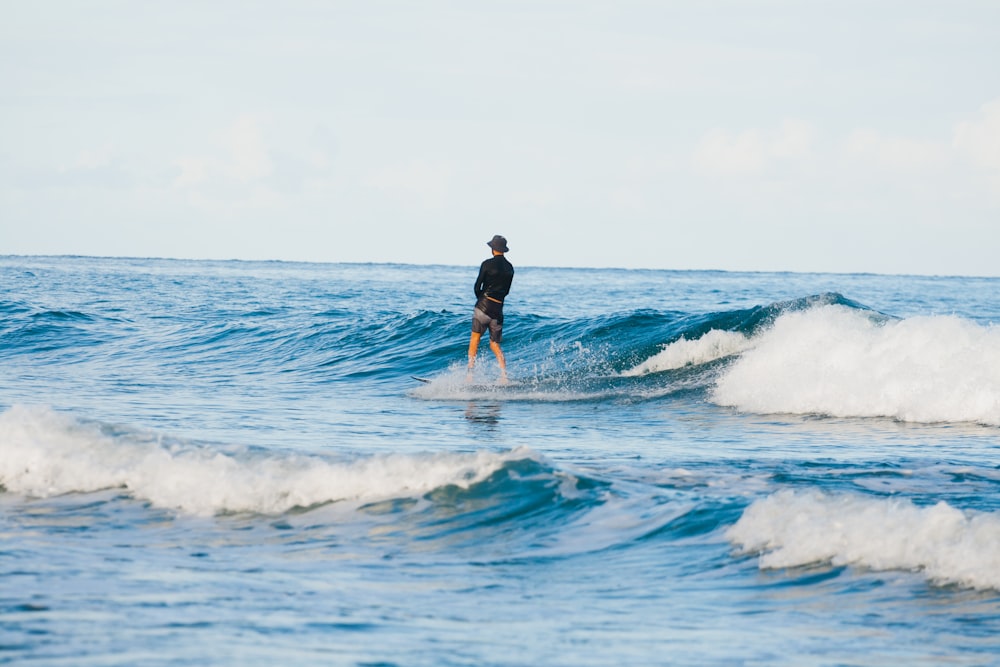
[[2, 255, 999, 666]]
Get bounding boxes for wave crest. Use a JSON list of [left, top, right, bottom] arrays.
[[727, 489, 1000, 591], [0, 405, 536, 516], [621, 329, 753, 376], [712, 305, 1000, 425]]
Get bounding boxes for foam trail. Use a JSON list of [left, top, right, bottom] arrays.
[[712, 305, 1000, 425], [621, 329, 753, 376], [411, 369, 604, 402], [0, 405, 531, 516], [727, 489, 1000, 591]]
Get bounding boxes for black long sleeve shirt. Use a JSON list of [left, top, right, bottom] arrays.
[[474, 255, 514, 302]]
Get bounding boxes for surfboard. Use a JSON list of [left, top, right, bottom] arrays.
[[412, 376, 518, 390]]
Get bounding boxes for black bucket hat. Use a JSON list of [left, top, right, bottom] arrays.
[[487, 235, 509, 252]]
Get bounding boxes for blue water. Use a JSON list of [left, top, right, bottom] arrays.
[[2, 256, 1000, 666]]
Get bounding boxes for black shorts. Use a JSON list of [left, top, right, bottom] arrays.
[[471, 302, 503, 342]]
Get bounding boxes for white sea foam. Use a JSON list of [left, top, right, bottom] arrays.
[[727, 489, 1000, 591], [0, 405, 530, 516], [712, 305, 1000, 425], [411, 371, 606, 402], [621, 329, 754, 376]]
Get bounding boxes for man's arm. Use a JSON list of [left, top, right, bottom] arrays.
[[473, 262, 486, 299]]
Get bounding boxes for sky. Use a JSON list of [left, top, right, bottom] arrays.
[[2, 1, 999, 275]]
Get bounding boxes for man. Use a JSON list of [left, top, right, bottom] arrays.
[[468, 235, 514, 383]]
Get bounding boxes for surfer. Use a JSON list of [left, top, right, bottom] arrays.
[[468, 235, 514, 383]]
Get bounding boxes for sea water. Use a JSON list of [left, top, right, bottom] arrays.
[[1, 256, 999, 666]]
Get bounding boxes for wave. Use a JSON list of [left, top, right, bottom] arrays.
[[609, 292, 1000, 425], [0, 405, 706, 559], [0, 404, 536, 516], [9, 404, 999, 584], [0, 305, 115, 358], [727, 489, 1000, 591], [0, 289, 869, 386], [621, 329, 754, 376], [711, 305, 1000, 425], [6, 282, 999, 425], [410, 292, 1000, 423], [619, 292, 879, 375]]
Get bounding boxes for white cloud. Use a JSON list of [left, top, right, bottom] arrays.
[[844, 129, 947, 171], [173, 115, 273, 189], [225, 115, 273, 182], [693, 119, 814, 174], [838, 99, 1000, 184], [364, 159, 453, 208], [953, 99, 1000, 171], [833, 99, 1000, 199], [173, 156, 211, 188], [63, 146, 115, 171], [769, 119, 814, 159]]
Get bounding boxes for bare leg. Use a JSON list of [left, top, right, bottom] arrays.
[[467, 331, 482, 380], [489, 340, 507, 383]]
